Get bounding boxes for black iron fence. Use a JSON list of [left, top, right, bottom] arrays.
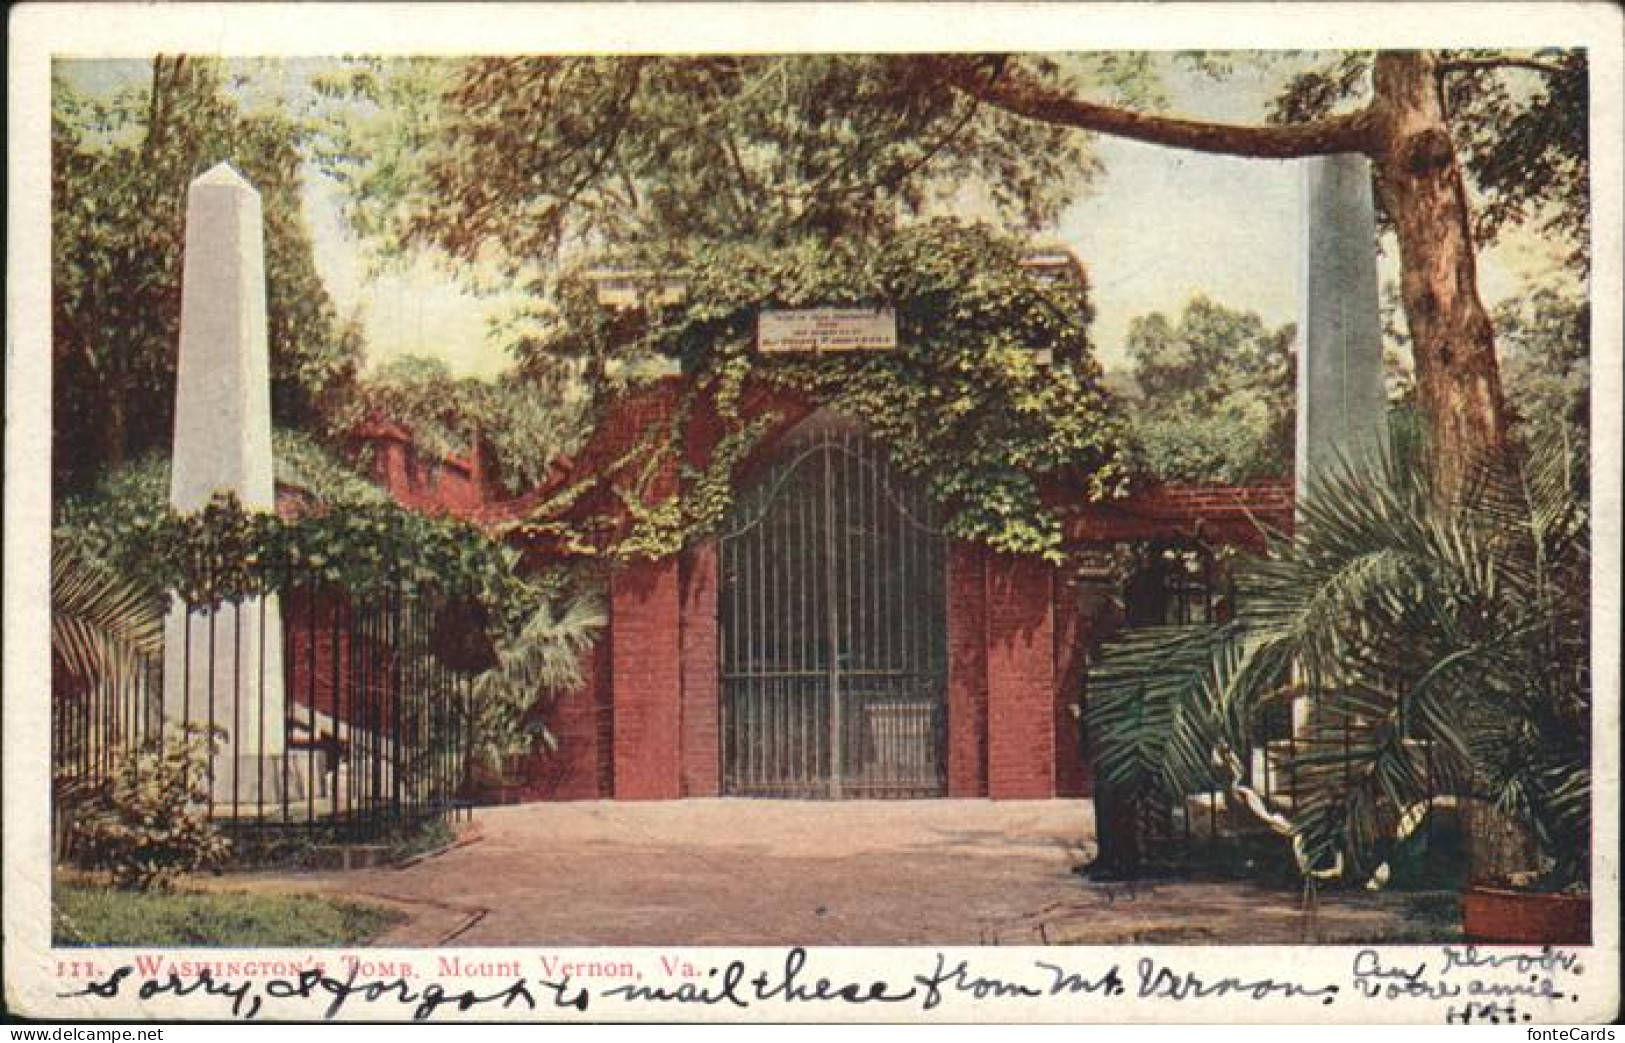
[[1095, 549, 1460, 876], [1141, 704, 1458, 876], [53, 581, 474, 852]]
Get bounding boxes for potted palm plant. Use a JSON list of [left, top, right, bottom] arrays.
[[1087, 432, 1591, 940]]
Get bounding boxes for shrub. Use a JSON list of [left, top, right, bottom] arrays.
[[75, 727, 233, 891], [53, 886, 405, 946]]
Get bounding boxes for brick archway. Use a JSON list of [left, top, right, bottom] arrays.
[[465, 376, 1290, 803]]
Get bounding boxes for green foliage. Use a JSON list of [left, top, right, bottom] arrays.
[[52, 58, 362, 494], [73, 728, 234, 892], [1270, 48, 1589, 270], [1132, 414, 1287, 487], [50, 544, 166, 795], [73, 493, 543, 640], [1122, 295, 1296, 483], [52, 443, 543, 639], [1447, 50, 1590, 273], [1089, 622, 1242, 800], [1089, 435, 1590, 889], [330, 355, 589, 492], [55, 430, 384, 560], [51, 542, 163, 696], [273, 429, 393, 507], [522, 222, 1132, 560], [53, 884, 404, 946], [382, 817, 459, 864], [318, 55, 1096, 272], [1495, 285, 1590, 469], [52, 446, 594, 778]]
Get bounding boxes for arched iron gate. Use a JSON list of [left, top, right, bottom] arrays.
[[718, 414, 947, 798]]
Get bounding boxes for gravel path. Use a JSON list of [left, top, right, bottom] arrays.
[[273, 800, 1451, 946]]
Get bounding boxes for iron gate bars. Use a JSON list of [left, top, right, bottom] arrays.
[[718, 414, 947, 799]]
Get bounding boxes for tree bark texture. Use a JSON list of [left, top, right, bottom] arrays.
[[1369, 52, 1510, 493]]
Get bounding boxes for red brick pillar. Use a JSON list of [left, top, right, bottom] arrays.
[[610, 556, 683, 799], [679, 541, 721, 796], [1053, 573, 1091, 797], [945, 542, 988, 797], [522, 634, 610, 800], [985, 554, 1056, 799]]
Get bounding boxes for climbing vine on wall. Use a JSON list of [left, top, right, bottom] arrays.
[[56, 491, 551, 644], [538, 221, 1135, 561]]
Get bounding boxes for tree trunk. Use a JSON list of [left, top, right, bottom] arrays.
[[1369, 52, 1510, 494]]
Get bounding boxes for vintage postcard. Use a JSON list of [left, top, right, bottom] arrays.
[[5, 1, 1621, 1025]]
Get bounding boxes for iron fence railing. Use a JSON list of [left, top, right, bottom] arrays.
[[1139, 707, 1457, 871], [53, 581, 474, 853]]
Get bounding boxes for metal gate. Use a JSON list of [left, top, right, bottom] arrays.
[[718, 413, 947, 798]]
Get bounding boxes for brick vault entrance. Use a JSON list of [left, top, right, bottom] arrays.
[[717, 412, 947, 798]]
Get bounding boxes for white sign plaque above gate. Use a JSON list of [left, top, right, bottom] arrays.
[[758, 307, 897, 353]]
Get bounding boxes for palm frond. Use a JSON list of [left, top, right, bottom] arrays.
[[1088, 621, 1246, 802], [1089, 430, 1591, 888], [469, 592, 606, 770], [51, 544, 163, 692]]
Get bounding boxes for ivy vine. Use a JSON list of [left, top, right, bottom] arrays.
[[56, 492, 547, 642], [536, 221, 1135, 562]]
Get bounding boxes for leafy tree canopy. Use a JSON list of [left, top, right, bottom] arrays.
[[1495, 285, 1590, 471], [1123, 296, 1296, 483], [331, 354, 590, 493], [314, 55, 1195, 274], [55, 466, 549, 646]]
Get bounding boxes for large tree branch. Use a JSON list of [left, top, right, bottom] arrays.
[[1438, 57, 1568, 78], [937, 55, 1377, 159]]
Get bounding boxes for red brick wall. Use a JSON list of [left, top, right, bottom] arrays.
[[1065, 479, 1292, 549], [945, 542, 989, 797], [679, 541, 721, 796], [284, 601, 354, 723], [985, 554, 1056, 799], [610, 556, 683, 799], [1052, 573, 1091, 798], [347, 377, 1297, 805], [362, 432, 492, 518], [517, 632, 611, 800]]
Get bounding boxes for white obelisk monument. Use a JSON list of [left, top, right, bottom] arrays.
[[162, 162, 288, 803], [1298, 153, 1388, 492], [1289, 154, 1387, 743]]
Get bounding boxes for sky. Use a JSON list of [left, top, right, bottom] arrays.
[[65, 54, 1551, 379]]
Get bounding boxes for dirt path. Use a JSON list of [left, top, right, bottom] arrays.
[[267, 800, 1450, 946]]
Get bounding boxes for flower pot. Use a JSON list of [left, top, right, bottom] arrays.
[[1460, 886, 1591, 944]]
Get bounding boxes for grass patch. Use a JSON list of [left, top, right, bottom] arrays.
[[53, 884, 406, 946]]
